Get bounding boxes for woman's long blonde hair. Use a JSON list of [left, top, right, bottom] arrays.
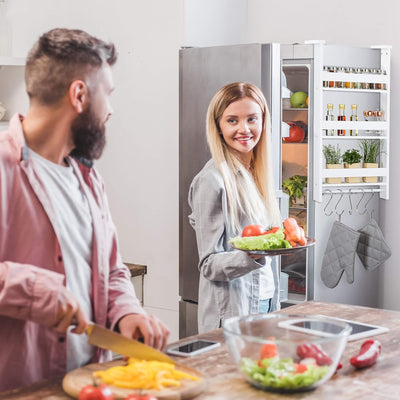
[[206, 82, 281, 233]]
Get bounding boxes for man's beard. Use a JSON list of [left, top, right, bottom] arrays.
[[70, 105, 106, 161]]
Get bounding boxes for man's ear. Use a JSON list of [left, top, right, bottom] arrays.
[[69, 80, 88, 113]]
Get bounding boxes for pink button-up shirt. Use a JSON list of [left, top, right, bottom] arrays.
[[0, 114, 144, 391]]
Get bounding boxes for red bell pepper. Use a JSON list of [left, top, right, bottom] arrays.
[[350, 339, 381, 369]]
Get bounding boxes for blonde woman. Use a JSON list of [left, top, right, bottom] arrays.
[[188, 82, 282, 333]]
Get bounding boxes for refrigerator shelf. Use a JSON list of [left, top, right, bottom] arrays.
[[322, 135, 386, 140], [323, 87, 387, 94], [322, 121, 388, 130], [323, 167, 387, 178], [283, 107, 308, 111], [321, 71, 389, 84], [322, 182, 387, 188]]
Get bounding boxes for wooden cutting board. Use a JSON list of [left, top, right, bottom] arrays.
[[62, 360, 205, 400]]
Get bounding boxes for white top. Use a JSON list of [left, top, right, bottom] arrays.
[[259, 265, 274, 299], [29, 149, 95, 371]]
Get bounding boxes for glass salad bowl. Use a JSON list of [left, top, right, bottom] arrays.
[[223, 314, 351, 393]]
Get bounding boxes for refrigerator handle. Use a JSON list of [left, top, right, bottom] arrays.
[[312, 43, 324, 203], [270, 43, 281, 193]]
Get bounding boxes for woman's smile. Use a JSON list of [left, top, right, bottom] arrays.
[[219, 97, 262, 167]]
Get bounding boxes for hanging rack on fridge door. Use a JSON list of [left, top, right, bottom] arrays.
[[322, 188, 380, 217]]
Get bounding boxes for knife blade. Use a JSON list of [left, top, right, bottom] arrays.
[[86, 323, 175, 364]]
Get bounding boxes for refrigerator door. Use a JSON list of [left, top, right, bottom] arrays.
[[280, 44, 316, 305], [179, 44, 279, 337]]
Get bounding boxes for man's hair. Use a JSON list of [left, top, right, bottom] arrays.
[[25, 28, 117, 105]]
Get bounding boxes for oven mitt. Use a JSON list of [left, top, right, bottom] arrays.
[[357, 218, 391, 271], [320, 221, 360, 288]]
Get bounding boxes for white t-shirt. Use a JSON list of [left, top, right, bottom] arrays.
[[259, 260, 274, 300], [29, 149, 95, 371]]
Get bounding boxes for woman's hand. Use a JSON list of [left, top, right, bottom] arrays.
[[247, 253, 265, 261], [118, 314, 170, 350]]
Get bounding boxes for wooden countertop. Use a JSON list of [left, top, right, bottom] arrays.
[[1, 301, 399, 400]]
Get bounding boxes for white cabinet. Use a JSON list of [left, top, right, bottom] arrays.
[[313, 45, 391, 202], [0, 56, 27, 129]]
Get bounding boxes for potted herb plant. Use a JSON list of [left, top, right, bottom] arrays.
[[282, 175, 307, 206], [323, 144, 342, 184], [360, 139, 381, 183], [342, 148, 362, 183]]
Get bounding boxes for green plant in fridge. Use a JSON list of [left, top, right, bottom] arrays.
[[323, 144, 341, 164], [342, 148, 362, 164]]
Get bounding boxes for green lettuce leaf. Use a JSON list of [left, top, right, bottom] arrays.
[[240, 358, 330, 390], [229, 228, 292, 251]]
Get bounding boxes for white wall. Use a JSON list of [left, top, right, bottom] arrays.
[[5, 0, 184, 341], [184, 0, 247, 47], [246, 0, 400, 311]]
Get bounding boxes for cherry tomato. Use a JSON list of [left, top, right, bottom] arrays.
[[242, 224, 266, 237], [125, 393, 158, 400], [78, 383, 114, 400]]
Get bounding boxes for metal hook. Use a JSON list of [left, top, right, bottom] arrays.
[[348, 189, 353, 215], [334, 189, 345, 222], [323, 189, 334, 216], [364, 191, 375, 220], [355, 190, 366, 215]]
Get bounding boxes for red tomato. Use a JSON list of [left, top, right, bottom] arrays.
[[78, 384, 114, 400], [125, 394, 158, 400], [242, 224, 266, 237], [283, 125, 305, 143]]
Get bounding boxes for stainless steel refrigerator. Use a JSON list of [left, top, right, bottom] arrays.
[[179, 44, 284, 338], [179, 43, 390, 338]]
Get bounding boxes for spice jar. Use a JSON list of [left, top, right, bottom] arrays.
[[323, 66, 329, 87], [345, 67, 354, 88], [353, 68, 362, 89], [361, 68, 370, 89], [375, 69, 383, 90], [336, 66, 345, 88], [370, 69, 377, 89], [328, 66, 337, 88]]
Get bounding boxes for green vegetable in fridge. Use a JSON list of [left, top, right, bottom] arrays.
[[241, 357, 330, 391], [229, 229, 291, 251]]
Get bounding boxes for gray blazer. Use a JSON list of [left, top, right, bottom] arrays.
[[188, 160, 280, 333]]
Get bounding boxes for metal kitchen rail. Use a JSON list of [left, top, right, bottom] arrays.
[[322, 188, 379, 218]]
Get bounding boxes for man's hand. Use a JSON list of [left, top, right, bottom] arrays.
[[118, 314, 170, 350], [53, 286, 89, 334]]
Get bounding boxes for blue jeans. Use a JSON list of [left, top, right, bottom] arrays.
[[259, 298, 271, 313]]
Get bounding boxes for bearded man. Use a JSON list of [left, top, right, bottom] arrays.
[[0, 28, 169, 391]]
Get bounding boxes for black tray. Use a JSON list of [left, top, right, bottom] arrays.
[[231, 237, 315, 256]]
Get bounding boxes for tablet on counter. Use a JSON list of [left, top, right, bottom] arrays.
[[167, 339, 220, 357], [278, 315, 389, 341]]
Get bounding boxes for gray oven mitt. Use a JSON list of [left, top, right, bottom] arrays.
[[357, 218, 391, 271], [321, 221, 360, 288]]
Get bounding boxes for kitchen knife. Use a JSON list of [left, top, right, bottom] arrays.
[[85, 323, 175, 364]]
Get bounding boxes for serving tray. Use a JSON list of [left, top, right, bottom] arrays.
[[231, 237, 316, 256]]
